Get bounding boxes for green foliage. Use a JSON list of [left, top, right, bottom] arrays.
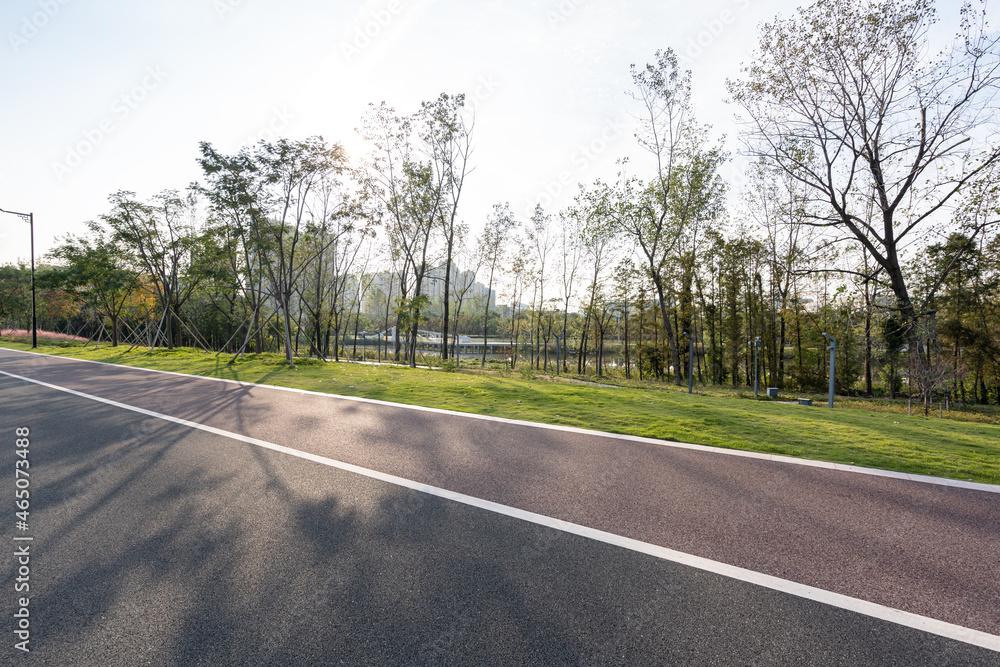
[[0, 264, 30, 326], [635, 341, 666, 380]]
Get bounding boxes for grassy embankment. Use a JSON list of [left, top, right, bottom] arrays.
[[2, 338, 998, 485]]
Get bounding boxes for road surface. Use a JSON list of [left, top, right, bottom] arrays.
[[1, 348, 998, 665]]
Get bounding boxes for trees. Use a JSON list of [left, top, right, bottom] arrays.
[[103, 190, 210, 350], [296, 173, 370, 361], [199, 137, 349, 365], [0, 265, 31, 332], [623, 48, 692, 385], [419, 93, 474, 361], [745, 156, 823, 389], [916, 231, 997, 404], [729, 0, 1000, 403], [254, 137, 349, 366], [447, 231, 478, 363], [571, 190, 619, 376], [477, 203, 516, 367], [612, 260, 635, 378], [196, 143, 269, 356], [527, 204, 556, 369], [47, 221, 140, 347], [555, 209, 584, 373], [358, 95, 472, 367], [667, 133, 727, 384], [360, 102, 446, 367], [596, 50, 728, 384]]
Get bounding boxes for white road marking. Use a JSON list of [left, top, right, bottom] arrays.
[[1, 366, 998, 653], [3, 348, 998, 495]]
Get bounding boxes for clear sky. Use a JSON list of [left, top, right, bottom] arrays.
[[0, 0, 970, 266]]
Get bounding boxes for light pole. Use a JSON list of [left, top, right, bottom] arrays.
[[555, 335, 560, 375], [822, 332, 836, 408], [753, 336, 761, 397], [682, 331, 693, 394], [1, 207, 35, 348]]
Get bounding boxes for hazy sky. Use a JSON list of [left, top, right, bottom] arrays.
[[0, 0, 970, 266]]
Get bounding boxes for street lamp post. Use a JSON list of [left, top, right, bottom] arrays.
[[753, 336, 761, 397], [0, 207, 35, 348], [555, 335, 560, 375], [822, 332, 836, 408]]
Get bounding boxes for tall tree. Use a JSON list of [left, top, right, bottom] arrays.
[[556, 209, 584, 373], [527, 204, 557, 369], [447, 228, 478, 362], [419, 93, 474, 361], [574, 192, 619, 375], [745, 155, 823, 389], [196, 142, 269, 356], [729, 0, 1000, 403], [360, 102, 445, 367], [477, 203, 516, 367], [104, 190, 209, 350], [199, 137, 348, 365], [667, 132, 727, 384], [619, 49, 694, 384]]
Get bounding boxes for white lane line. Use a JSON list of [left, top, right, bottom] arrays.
[[3, 347, 999, 495], [2, 367, 999, 653]]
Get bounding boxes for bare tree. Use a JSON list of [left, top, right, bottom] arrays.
[[527, 204, 557, 369], [477, 203, 517, 367], [616, 48, 694, 383], [573, 192, 619, 375], [729, 0, 1000, 402], [744, 156, 824, 389], [419, 93, 474, 361], [447, 227, 478, 363], [555, 209, 584, 373], [360, 102, 446, 367]]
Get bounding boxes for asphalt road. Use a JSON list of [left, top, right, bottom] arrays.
[[1, 349, 999, 665]]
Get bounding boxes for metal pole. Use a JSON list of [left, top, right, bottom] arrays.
[[683, 332, 693, 394], [822, 332, 836, 408], [753, 336, 760, 397], [29, 213, 36, 349]]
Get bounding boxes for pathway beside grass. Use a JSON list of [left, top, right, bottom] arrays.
[[1, 340, 998, 485]]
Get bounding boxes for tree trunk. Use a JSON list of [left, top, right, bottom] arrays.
[[280, 294, 295, 367], [441, 239, 453, 361], [650, 271, 680, 385]]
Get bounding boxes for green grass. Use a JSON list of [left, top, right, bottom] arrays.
[[3, 338, 999, 486]]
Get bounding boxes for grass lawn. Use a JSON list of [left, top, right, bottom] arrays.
[[2, 338, 998, 486]]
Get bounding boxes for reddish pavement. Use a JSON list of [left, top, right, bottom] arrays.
[[2, 348, 998, 638]]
